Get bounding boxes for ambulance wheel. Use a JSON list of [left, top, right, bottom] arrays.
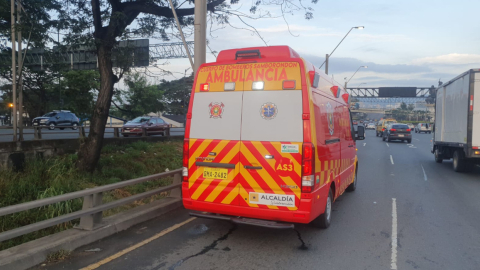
[[346, 170, 357, 192], [312, 189, 332, 229]]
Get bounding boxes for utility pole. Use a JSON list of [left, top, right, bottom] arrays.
[[325, 54, 329, 75], [193, 0, 206, 75], [17, 0, 24, 141], [11, 0, 17, 141]]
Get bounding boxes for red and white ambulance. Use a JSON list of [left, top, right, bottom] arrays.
[[182, 46, 365, 229]]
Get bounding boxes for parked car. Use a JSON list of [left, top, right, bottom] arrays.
[[383, 124, 412, 143], [415, 123, 431, 134], [121, 116, 170, 137], [366, 123, 376, 130], [32, 110, 80, 130]]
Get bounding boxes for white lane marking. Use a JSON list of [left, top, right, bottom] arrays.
[[386, 143, 390, 147], [391, 198, 398, 270], [390, 155, 394, 165], [407, 144, 417, 149], [421, 164, 428, 181], [363, 143, 366, 146], [413, 138, 420, 141]]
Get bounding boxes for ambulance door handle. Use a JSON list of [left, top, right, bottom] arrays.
[[348, 145, 355, 148], [244, 165, 262, 170]]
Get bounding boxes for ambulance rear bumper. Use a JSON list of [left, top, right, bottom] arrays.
[[190, 212, 294, 229]]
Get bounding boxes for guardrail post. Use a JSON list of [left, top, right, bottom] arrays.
[[76, 192, 103, 230], [79, 126, 86, 139], [169, 173, 182, 198], [33, 127, 42, 140], [114, 127, 119, 138], [142, 127, 147, 137]]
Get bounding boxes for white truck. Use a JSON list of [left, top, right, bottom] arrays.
[[432, 69, 480, 172]]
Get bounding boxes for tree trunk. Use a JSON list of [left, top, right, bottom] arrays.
[[77, 44, 115, 172]]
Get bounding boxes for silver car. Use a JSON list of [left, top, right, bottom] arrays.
[[415, 123, 431, 134]]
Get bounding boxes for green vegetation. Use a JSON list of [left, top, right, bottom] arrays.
[[45, 249, 72, 263], [0, 140, 182, 251]]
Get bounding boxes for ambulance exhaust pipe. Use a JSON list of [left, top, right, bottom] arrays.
[[190, 212, 295, 229]]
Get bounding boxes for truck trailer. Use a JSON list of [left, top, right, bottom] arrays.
[[432, 69, 480, 172]]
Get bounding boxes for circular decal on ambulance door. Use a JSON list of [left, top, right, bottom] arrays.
[[260, 102, 278, 120], [209, 102, 224, 119], [326, 102, 334, 135]]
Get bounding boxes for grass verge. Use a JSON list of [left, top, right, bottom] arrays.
[[0, 140, 182, 251]]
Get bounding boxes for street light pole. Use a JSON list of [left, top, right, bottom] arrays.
[[345, 65, 368, 88], [193, 0, 206, 75], [17, 0, 24, 141], [319, 26, 364, 74], [11, 0, 17, 141]]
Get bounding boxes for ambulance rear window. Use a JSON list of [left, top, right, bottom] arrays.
[[241, 90, 303, 142], [189, 91, 243, 140]]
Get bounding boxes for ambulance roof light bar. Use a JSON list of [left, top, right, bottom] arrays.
[[235, 49, 261, 60]]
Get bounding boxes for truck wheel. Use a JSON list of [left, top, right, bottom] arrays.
[[346, 171, 357, 192], [311, 189, 332, 229], [434, 149, 442, 163], [407, 139, 411, 143], [453, 150, 467, 172]]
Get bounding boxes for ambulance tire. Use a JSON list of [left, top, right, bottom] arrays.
[[346, 170, 357, 192], [312, 189, 332, 229]]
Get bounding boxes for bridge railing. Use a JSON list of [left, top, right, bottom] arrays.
[[0, 125, 184, 141], [0, 169, 182, 243]]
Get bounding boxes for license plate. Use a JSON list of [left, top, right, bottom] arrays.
[[124, 130, 130, 132], [398, 134, 404, 137], [203, 167, 228, 180], [33, 123, 38, 125]]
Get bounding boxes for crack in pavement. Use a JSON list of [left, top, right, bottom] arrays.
[[294, 229, 309, 251], [167, 224, 237, 270]]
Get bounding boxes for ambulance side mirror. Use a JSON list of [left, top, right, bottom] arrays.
[[356, 125, 365, 140]]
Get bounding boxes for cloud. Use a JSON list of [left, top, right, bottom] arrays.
[[302, 54, 432, 74], [412, 53, 480, 65]]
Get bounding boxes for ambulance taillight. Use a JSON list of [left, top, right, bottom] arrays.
[[182, 139, 189, 181], [302, 143, 315, 193]]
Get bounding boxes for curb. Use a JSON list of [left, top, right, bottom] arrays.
[[0, 198, 182, 270]]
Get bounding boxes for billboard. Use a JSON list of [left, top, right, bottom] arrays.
[[378, 87, 417, 97]]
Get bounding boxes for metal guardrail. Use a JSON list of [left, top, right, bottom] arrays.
[[0, 125, 184, 141], [0, 169, 182, 242]]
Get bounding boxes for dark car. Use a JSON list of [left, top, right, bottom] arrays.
[[32, 110, 80, 130], [121, 116, 170, 137], [383, 124, 412, 143]]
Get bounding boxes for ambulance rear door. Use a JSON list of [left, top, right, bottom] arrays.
[[238, 62, 303, 211], [187, 65, 245, 206]]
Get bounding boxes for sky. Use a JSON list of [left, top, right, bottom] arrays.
[[146, 0, 480, 88]]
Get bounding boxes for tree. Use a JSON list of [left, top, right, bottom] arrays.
[[159, 74, 193, 115], [407, 103, 415, 111], [400, 102, 407, 110], [0, 66, 98, 121], [113, 72, 163, 119]]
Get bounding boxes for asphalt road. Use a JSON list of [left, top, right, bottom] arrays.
[[0, 127, 185, 142], [33, 130, 480, 270]]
